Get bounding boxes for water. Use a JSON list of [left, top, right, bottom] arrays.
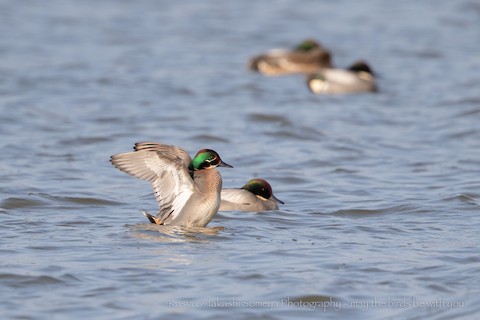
[[1, 0, 480, 319]]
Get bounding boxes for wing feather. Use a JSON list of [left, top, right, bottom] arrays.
[[111, 146, 195, 223], [133, 142, 191, 168]]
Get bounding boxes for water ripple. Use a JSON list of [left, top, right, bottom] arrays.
[[0, 273, 78, 288], [1, 197, 47, 209], [1, 0, 479, 319]]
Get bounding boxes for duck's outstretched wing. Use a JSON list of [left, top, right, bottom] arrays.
[[133, 142, 192, 168], [111, 147, 195, 224]]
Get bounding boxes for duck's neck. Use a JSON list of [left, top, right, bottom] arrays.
[[193, 169, 222, 195]]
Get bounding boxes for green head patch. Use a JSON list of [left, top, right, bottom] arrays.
[[242, 179, 272, 199], [295, 39, 319, 52], [188, 149, 232, 171], [189, 149, 215, 171]]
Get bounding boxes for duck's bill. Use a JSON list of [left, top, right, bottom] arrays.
[[272, 194, 285, 204], [219, 161, 233, 168]]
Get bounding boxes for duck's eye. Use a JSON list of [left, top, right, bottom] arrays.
[[204, 155, 218, 166]]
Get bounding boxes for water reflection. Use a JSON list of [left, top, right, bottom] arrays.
[[130, 223, 224, 243]]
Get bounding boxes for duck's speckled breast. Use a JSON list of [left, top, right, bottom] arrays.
[[175, 168, 223, 227]]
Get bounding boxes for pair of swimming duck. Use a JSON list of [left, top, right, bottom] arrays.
[[111, 142, 283, 227], [249, 39, 377, 94]]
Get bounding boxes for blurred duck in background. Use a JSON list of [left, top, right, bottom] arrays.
[[249, 39, 332, 76], [306, 60, 377, 94]]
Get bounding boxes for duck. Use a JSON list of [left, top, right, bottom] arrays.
[[248, 39, 332, 76], [306, 60, 377, 94], [219, 178, 284, 212], [110, 142, 232, 227]]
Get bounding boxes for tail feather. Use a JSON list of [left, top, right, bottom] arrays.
[[142, 210, 163, 225]]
